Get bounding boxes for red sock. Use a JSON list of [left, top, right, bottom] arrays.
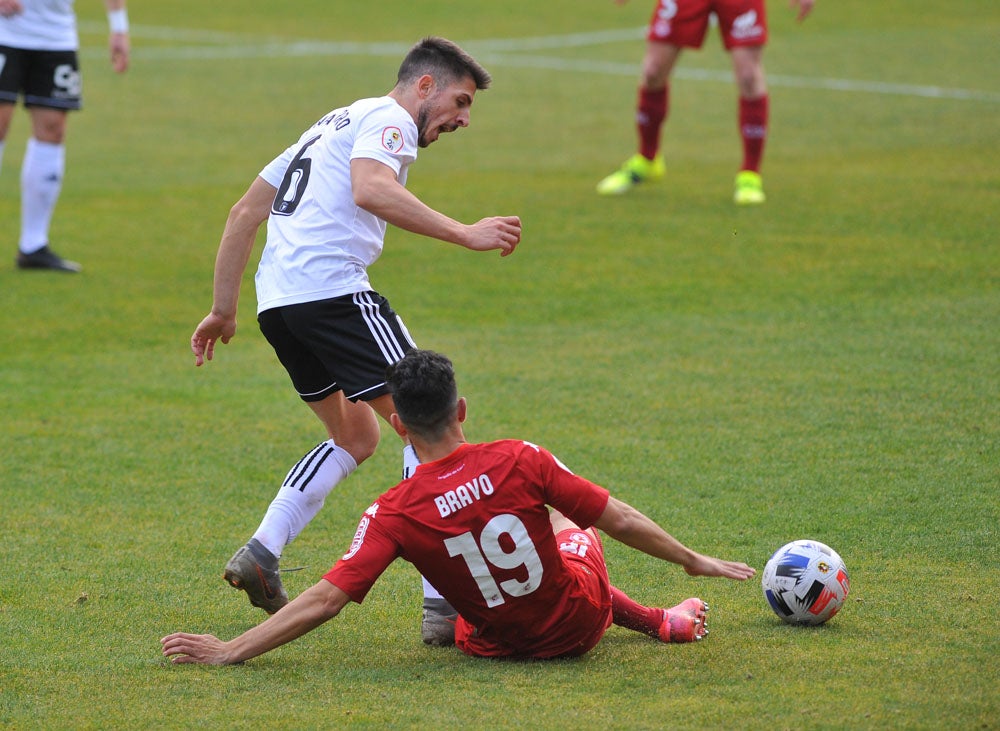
[[637, 86, 668, 161], [610, 586, 664, 638], [739, 94, 769, 172]]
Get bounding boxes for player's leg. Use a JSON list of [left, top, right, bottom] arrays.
[[0, 101, 13, 173], [222, 301, 387, 613], [574, 505, 708, 642], [373, 390, 460, 645], [550, 512, 707, 643], [253, 392, 377, 555], [610, 586, 708, 642], [596, 41, 679, 195], [223, 390, 371, 614], [598, 0, 713, 195], [716, 0, 769, 203], [17, 106, 80, 270], [0, 44, 23, 176], [17, 51, 81, 272], [730, 44, 768, 203], [636, 41, 680, 162], [377, 422, 459, 648], [16, 48, 82, 270]]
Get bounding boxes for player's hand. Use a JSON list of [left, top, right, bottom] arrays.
[[161, 632, 232, 665], [0, 0, 23, 18], [464, 216, 522, 257], [109, 33, 130, 73], [683, 554, 756, 581], [191, 312, 237, 367], [790, 0, 815, 22]]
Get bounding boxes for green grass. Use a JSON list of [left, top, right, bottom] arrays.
[[1, 0, 997, 728]]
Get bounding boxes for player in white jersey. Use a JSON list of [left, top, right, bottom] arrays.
[[0, 0, 130, 271], [254, 95, 420, 312], [189, 38, 522, 643]]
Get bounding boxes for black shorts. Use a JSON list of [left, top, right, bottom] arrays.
[[258, 291, 417, 403], [0, 46, 82, 109]]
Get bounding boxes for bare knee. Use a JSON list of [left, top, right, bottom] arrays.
[[731, 48, 767, 98], [341, 430, 379, 465], [0, 103, 14, 141], [30, 108, 69, 144], [334, 411, 381, 465], [640, 45, 678, 89], [309, 394, 381, 465]]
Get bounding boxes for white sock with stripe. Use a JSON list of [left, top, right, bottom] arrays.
[[20, 138, 65, 254], [402, 444, 445, 603], [252, 439, 357, 558], [402, 443, 420, 479]]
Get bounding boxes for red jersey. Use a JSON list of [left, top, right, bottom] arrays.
[[323, 440, 612, 658]]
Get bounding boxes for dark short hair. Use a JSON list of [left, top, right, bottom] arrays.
[[387, 350, 459, 440], [396, 36, 492, 90]]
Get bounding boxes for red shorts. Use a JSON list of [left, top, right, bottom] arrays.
[[454, 528, 613, 658], [646, 0, 768, 49]]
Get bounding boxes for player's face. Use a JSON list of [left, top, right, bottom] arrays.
[[416, 77, 477, 148]]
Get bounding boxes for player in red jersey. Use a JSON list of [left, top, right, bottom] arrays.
[[162, 350, 755, 663], [596, 0, 816, 204]]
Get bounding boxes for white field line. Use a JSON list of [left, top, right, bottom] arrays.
[[78, 22, 1000, 103]]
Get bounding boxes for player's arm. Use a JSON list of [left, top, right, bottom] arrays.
[[350, 158, 521, 257], [161, 579, 351, 665], [103, 0, 130, 73], [190, 176, 275, 366], [790, 0, 816, 22], [593, 496, 756, 580]]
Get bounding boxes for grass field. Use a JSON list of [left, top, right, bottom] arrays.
[[1, 1, 997, 728]]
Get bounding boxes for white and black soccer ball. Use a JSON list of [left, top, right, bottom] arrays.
[[762, 540, 850, 626]]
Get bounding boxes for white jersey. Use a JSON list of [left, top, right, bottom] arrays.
[[0, 0, 78, 51], [255, 96, 418, 313]]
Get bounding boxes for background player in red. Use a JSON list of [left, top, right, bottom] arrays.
[[162, 350, 755, 663], [596, 0, 816, 204]]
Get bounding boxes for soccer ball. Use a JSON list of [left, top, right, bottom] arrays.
[[762, 540, 850, 626]]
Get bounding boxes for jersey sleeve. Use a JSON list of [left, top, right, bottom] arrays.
[[349, 102, 417, 175], [322, 503, 401, 603], [259, 143, 297, 188], [523, 443, 610, 527]]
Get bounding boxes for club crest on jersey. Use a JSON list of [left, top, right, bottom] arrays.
[[343, 503, 379, 560], [382, 126, 405, 153]]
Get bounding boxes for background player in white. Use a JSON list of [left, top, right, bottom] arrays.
[[189, 38, 522, 642], [162, 349, 755, 663], [0, 0, 129, 271]]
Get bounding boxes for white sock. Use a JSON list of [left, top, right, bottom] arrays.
[[403, 446, 443, 602], [252, 440, 357, 558], [422, 576, 444, 600], [20, 138, 65, 254]]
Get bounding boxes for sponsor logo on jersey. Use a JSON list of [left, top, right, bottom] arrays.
[[731, 10, 764, 41], [382, 126, 405, 153]]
